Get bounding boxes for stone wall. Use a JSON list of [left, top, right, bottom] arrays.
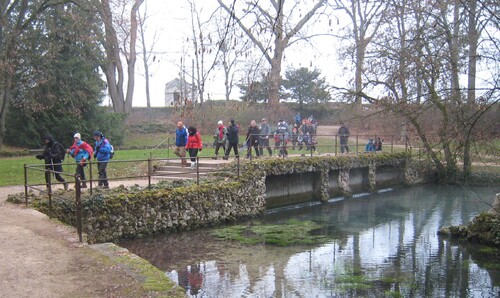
[[263, 153, 423, 207], [42, 153, 429, 243]]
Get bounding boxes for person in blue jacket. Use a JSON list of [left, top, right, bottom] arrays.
[[93, 131, 112, 188], [174, 121, 188, 166], [365, 139, 375, 152]]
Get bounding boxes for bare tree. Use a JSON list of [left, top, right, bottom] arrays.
[[212, 10, 253, 101], [187, 0, 221, 104], [330, 0, 388, 106], [137, 2, 159, 113], [96, 0, 144, 114], [348, 0, 499, 181], [217, 0, 327, 107]]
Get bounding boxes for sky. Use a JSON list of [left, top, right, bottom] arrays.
[[127, 1, 348, 107]]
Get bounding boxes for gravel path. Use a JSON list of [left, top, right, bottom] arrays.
[[0, 184, 155, 298]]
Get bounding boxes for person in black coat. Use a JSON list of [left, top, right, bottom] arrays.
[[223, 119, 239, 160], [36, 134, 68, 190], [245, 120, 261, 158]]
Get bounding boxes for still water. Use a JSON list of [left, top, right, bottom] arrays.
[[120, 185, 500, 297]]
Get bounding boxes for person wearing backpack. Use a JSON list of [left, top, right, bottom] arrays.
[[274, 118, 291, 157], [67, 133, 92, 188], [93, 131, 112, 189], [36, 134, 68, 190], [212, 120, 227, 160]]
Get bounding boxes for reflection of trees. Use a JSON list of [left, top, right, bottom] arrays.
[[120, 186, 498, 296]]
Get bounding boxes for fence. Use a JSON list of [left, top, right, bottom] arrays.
[[240, 133, 409, 159]]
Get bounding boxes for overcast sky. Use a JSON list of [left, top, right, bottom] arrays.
[[128, 1, 348, 107]]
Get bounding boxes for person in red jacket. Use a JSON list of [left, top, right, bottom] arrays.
[[186, 126, 203, 169]]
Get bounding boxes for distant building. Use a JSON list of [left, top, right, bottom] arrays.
[[164, 78, 196, 107]]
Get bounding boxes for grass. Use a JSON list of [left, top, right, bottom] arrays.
[[213, 219, 329, 246], [0, 145, 240, 187], [1, 133, 495, 187]]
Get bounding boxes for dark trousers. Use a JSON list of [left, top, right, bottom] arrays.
[[44, 163, 66, 184], [214, 142, 225, 156], [224, 143, 239, 158], [188, 148, 199, 162], [76, 163, 86, 182], [259, 138, 272, 156], [246, 141, 260, 158], [97, 161, 108, 186], [277, 140, 288, 157], [340, 137, 349, 153]]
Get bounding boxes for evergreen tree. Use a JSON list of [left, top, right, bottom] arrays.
[[283, 67, 331, 110], [5, 4, 123, 148]]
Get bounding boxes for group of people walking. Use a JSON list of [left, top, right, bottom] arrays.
[[36, 131, 113, 189], [37, 117, 382, 188], [172, 117, 374, 164]]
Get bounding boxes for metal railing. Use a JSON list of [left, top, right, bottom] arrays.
[[146, 136, 172, 159], [23, 133, 412, 242], [242, 133, 408, 160], [23, 156, 241, 242]]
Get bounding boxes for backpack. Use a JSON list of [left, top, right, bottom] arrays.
[[54, 142, 66, 161], [109, 144, 114, 159], [277, 122, 288, 134]]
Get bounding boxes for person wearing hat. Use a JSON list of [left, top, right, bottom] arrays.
[[258, 118, 272, 156], [67, 133, 93, 188], [93, 131, 112, 188], [36, 134, 68, 190], [212, 120, 227, 160], [223, 119, 239, 160]]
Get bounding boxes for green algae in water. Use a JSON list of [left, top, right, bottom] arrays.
[[213, 219, 329, 246]]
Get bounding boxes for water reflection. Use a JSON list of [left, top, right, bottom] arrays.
[[120, 185, 500, 297]]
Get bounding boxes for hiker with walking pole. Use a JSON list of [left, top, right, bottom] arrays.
[[36, 134, 68, 190]]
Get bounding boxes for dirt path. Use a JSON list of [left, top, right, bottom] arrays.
[[316, 125, 339, 135], [0, 185, 156, 298]]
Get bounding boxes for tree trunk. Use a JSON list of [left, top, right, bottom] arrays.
[[124, 0, 143, 114], [99, 0, 126, 113], [0, 85, 11, 149], [354, 43, 365, 106], [268, 54, 283, 107], [138, 10, 151, 113], [463, 0, 479, 176]]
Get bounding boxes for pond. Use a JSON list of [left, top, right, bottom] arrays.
[[120, 185, 500, 297]]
